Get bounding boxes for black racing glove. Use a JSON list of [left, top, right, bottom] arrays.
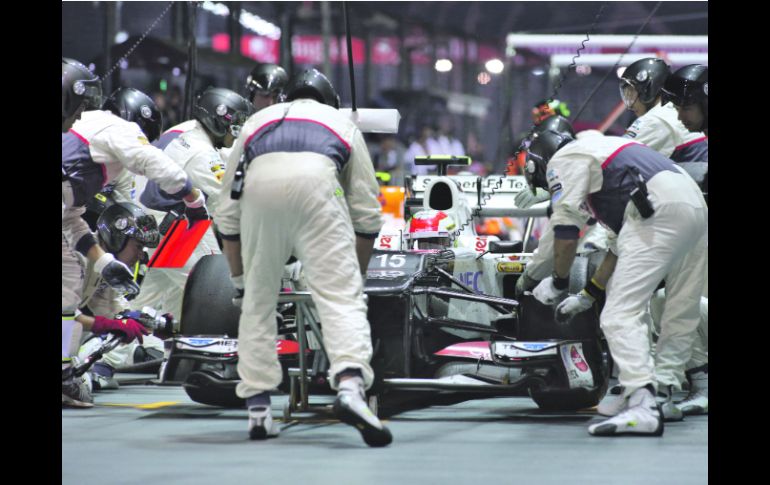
[[183, 190, 210, 223], [184, 204, 210, 223]]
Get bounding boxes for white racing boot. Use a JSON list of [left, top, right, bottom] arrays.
[[589, 386, 664, 436], [656, 385, 684, 422], [677, 370, 708, 415], [333, 378, 393, 447], [248, 406, 280, 440], [597, 393, 627, 417]]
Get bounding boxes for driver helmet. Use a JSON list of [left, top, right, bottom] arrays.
[[96, 202, 160, 254], [193, 87, 255, 148], [283, 68, 340, 109], [660, 64, 708, 132], [404, 210, 457, 250], [523, 115, 576, 191], [245, 63, 288, 103], [62, 57, 102, 125], [102, 87, 163, 142], [618, 57, 671, 110]]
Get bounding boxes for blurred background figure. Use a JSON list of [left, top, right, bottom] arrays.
[[404, 124, 438, 176], [369, 133, 407, 186]]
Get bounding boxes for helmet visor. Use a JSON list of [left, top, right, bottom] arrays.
[[619, 80, 638, 109], [126, 214, 160, 248], [523, 143, 548, 191], [74, 78, 103, 110], [226, 109, 251, 138]]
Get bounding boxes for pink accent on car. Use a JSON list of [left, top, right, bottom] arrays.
[[434, 341, 492, 361]]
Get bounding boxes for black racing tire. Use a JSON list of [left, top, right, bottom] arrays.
[[183, 371, 245, 408], [528, 340, 610, 412], [529, 384, 606, 411], [180, 254, 241, 337]]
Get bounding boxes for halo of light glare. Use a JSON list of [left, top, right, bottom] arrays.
[[485, 59, 504, 74], [435, 59, 453, 72], [576, 65, 592, 76]]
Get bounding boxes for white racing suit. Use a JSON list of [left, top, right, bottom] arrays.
[[624, 102, 709, 372], [544, 136, 707, 396], [131, 121, 224, 319], [76, 256, 164, 371], [649, 288, 708, 372], [216, 99, 383, 397], [62, 110, 191, 357], [623, 102, 708, 192]]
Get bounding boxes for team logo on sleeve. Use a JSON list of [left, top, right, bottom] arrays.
[[623, 119, 642, 138], [209, 158, 226, 182], [546, 168, 560, 185]]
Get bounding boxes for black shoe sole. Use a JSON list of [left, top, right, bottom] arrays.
[[249, 426, 268, 440], [590, 421, 664, 437], [681, 406, 707, 416], [333, 398, 393, 447]]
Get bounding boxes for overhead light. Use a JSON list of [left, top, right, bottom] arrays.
[[201, 0, 229, 16], [477, 72, 491, 85], [172, 67, 181, 77], [201, 1, 281, 40], [435, 59, 453, 72], [532, 68, 545, 76], [485, 59, 504, 74], [240, 9, 282, 40], [114, 31, 129, 44], [119, 59, 129, 70], [157, 56, 169, 65], [549, 66, 561, 77]]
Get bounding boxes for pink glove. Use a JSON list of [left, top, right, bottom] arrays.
[[91, 316, 150, 344]]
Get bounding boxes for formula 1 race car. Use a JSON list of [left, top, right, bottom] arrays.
[[160, 157, 610, 414]]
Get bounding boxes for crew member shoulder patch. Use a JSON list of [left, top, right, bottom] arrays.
[[546, 168, 560, 185]]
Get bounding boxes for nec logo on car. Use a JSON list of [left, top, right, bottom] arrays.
[[457, 271, 483, 292]]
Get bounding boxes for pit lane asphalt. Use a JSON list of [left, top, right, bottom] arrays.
[[62, 379, 707, 485]]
